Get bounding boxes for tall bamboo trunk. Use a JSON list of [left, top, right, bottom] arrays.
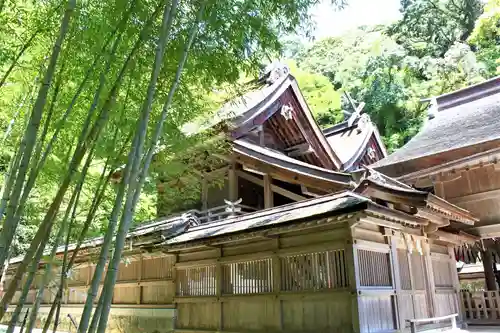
[[0, 0, 76, 275], [0, 32, 40, 88], [24, 147, 94, 333], [0, 0, 141, 313], [76, 6, 164, 333], [4, 13, 126, 255], [95, 4, 204, 332], [6, 240, 49, 333], [0, 3, 64, 88], [94, 1, 180, 329]]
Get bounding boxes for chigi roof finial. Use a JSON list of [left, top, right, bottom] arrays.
[[428, 97, 438, 120]]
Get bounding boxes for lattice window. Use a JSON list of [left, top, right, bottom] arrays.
[[410, 252, 426, 290], [432, 259, 453, 288], [358, 249, 392, 287], [221, 258, 272, 294], [176, 265, 216, 296], [280, 249, 348, 291], [397, 249, 412, 290]]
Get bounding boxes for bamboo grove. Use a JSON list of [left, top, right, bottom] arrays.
[[0, 0, 321, 331]]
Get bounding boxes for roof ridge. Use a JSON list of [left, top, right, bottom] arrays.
[[433, 76, 500, 112]]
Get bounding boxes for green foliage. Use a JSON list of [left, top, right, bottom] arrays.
[[390, 0, 483, 57], [0, 0, 322, 260], [287, 60, 342, 128], [291, 20, 488, 151], [468, 0, 500, 76]]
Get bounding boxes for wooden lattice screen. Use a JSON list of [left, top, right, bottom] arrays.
[[397, 249, 412, 290], [280, 249, 348, 291], [221, 258, 272, 294], [358, 249, 392, 287], [410, 252, 426, 290], [176, 265, 217, 296], [432, 259, 453, 288]]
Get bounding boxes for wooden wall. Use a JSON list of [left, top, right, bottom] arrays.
[[351, 222, 461, 332], [5, 219, 461, 333], [173, 222, 355, 333], [5, 253, 177, 333], [438, 165, 500, 226]]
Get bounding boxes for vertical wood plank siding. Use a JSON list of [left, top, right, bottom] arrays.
[[357, 249, 392, 287], [221, 258, 272, 294], [397, 249, 412, 290], [176, 265, 217, 296], [280, 249, 348, 291]]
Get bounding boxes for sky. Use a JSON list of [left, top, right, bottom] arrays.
[[310, 0, 403, 39]]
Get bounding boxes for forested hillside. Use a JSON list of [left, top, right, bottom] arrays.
[[0, 0, 498, 330], [289, 0, 499, 151]]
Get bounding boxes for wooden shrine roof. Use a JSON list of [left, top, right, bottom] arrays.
[[371, 76, 500, 177], [9, 185, 478, 264], [323, 114, 387, 171], [355, 168, 477, 225], [233, 139, 352, 190], [163, 191, 368, 247]]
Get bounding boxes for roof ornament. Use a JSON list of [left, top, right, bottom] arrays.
[[181, 212, 201, 227], [262, 62, 289, 85], [280, 104, 293, 121], [427, 97, 438, 120], [224, 198, 242, 217], [366, 146, 376, 160], [356, 113, 370, 133]]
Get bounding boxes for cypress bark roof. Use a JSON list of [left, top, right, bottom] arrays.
[[371, 76, 500, 177]]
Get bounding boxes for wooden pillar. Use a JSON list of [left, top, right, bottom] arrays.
[[483, 250, 498, 291], [423, 240, 437, 317], [201, 175, 208, 212], [272, 237, 283, 330], [346, 225, 361, 333], [228, 163, 238, 202], [215, 247, 223, 331], [448, 246, 464, 322], [137, 254, 143, 305], [172, 254, 179, 330], [264, 174, 273, 209], [388, 230, 402, 330], [258, 125, 265, 147]]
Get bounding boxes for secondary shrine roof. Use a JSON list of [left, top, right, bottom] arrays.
[[371, 76, 500, 177]]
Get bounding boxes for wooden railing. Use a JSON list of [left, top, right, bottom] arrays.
[[406, 313, 458, 333], [461, 290, 500, 324], [187, 203, 256, 224]]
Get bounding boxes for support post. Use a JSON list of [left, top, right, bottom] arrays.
[[264, 174, 273, 209], [346, 224, 361, 333], [423, 240, 437, 317], [228, 163, 238, 202], [272, 237, 283, 330], [258, 125, 265, 147], [483, 250, 498, 291], [215, 247, 223, 331], [388, 230, 402, 330], [137, 254, 143, 305]]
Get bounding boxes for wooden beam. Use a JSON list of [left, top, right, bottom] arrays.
[[236, 170, 307, 202], [263, 174, 273, 208], [472, 224, 500, 238], [284, 142, 314, 157], [448, 188, 500, 205]]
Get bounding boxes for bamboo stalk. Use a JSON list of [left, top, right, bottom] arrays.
[[96, 4, 205, 331], [1, 7, 129, 265], [6, 239, 48, 333], [77, 7, 164, 333], [0, 3, 63, 87], [0, 0, 76, 278]]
